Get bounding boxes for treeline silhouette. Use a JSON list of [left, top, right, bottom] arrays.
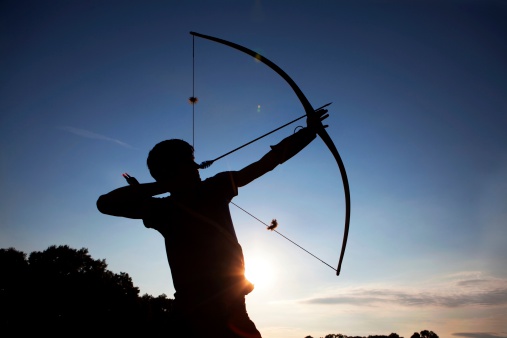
[[1, 245, 439, 338], [306, 330, 439, 338], [1, 245, 174, 336]]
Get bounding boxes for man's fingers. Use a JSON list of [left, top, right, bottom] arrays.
[[308, 106, 331, 131]]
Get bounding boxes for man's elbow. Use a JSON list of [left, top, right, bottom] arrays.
[[96, 195, 113, 215], [96, 194, 140, 218]]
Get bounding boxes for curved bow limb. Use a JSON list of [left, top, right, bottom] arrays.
[[190, 31, 350, 276]]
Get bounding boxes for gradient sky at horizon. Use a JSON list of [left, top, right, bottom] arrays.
[[1, 1, 506, 338]]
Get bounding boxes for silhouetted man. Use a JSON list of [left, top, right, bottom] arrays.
[[96, 107, 329, 337]]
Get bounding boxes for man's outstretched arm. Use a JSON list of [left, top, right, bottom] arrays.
[[234, 107, 329, 187]]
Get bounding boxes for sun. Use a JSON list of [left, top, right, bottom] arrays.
[[244, 255, 276, 289]]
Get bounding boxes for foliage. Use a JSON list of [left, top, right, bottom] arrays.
[[316, 331, 439, 338], [0, 245, 173, 336], [411, 331, 439, 338]]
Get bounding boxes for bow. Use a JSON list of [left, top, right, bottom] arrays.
[[190, 32, 351, 276]]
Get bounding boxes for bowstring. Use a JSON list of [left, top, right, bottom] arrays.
[[192, 34, 195, 148], [230, 202, 337, 273]]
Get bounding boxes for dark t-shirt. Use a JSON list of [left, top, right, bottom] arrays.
[[142, 172, 249, 302]]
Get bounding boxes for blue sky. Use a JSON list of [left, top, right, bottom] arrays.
[[1, 1, 506, 337]]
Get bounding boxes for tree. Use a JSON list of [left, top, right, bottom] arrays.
[[420, 330, 439, 338], [139, 293, 174, 333], [25, 245, 141, 332], [0, 245, 172, 336], [0, 247, 30, 328]]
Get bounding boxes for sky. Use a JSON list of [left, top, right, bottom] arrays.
[[1, 1, 506, 337]]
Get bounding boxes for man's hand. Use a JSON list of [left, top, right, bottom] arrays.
[[306, 107, 330, 133], [122, 173, 140, 186]]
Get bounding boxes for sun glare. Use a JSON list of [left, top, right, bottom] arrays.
[[245, 255, 276, 289]]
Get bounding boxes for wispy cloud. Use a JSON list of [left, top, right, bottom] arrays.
[[453, 333, 507, 338], [300, 274, 507, 308], [58, 126, 135, 149]]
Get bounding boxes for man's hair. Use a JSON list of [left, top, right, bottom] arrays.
[[147, 139, 194, 181]]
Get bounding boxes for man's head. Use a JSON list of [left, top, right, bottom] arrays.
[[147, 139, 199, 183]]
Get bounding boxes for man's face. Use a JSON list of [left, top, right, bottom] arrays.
[[173, 156, 201, 184]]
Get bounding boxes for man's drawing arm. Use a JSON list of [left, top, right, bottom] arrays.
[[96, 181, 167, 219]]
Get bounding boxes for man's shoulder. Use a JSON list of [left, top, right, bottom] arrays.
[[203, 171, 235, 183], [202, 171, 238, 197]]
